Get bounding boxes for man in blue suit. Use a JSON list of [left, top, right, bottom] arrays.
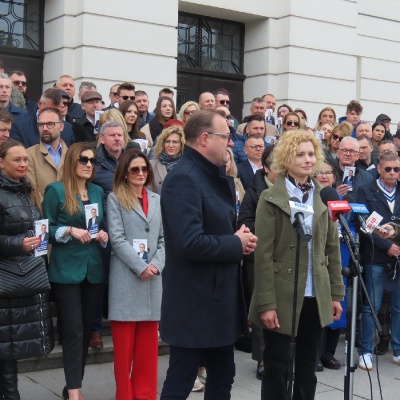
[[160, 108, 257, 400], [11, 88, 74, 148], [0, 73, 28, 121], [237, 134, 264, 191]]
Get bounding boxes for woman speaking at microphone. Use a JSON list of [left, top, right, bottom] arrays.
[[249, 130, 344, 400]]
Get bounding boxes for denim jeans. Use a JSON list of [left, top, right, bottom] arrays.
[[358, 264, 400, 357]]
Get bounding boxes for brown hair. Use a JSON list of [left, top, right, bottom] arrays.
[[118, 101, 144, 139], [0, 139, 25, 159], [61, 143, 95, 215], [113, 149, 154, 210], [155, 96, 177, 125], [0, 108, 14, 124], [184, 109, 222, 144]]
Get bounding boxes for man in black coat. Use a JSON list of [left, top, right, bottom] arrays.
[[160, 109, 257, 400]]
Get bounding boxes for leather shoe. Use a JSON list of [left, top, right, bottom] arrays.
[[89, 332, 103, 350], [62, 386, 68, 399]]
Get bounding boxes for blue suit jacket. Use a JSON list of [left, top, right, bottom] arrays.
[[237, 160, 255, 191], [10, 114, 75, 148], [2, 102, 28, 121]]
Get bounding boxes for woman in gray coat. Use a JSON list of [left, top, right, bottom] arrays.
[[107, 149, 165, 400]]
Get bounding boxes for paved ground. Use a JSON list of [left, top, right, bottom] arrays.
[[17, 335, 400, 399]]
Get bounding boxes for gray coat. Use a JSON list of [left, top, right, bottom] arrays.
[[107, 189, 165, 321], [150, 159, 167, 195]]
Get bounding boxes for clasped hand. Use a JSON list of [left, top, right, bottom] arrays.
[[235, 224, 258, 255]]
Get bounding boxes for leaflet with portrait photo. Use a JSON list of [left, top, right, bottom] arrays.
[[85, 203, 99, 239], [133, 239, 149, 263], [35, 219, 49, 256]]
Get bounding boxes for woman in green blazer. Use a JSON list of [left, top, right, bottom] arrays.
[[249, 131, 344, 400], [42, 142, 108, 400]]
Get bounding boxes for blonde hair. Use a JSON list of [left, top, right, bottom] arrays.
[[226, 148, 239, 178], [97, 109, 129, 147], [178, 101, 200, 122], [61, 143, 95, 215], [153, 126, 185, 160], [271, 130, 325, 174]]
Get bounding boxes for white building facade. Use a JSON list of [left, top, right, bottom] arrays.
[[1, 0, 400, 126]]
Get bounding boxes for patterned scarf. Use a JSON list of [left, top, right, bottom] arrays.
[[159, 151, 183, 172], [287, 174, 313, 203]]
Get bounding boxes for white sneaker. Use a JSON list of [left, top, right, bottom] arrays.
[[191, 377, 205, 392], [359, 353, 373, 371], [197, 367, 207, 384], [393, 355, 400, 365]]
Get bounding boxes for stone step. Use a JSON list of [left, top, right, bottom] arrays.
[[18, 334, 170, 373]]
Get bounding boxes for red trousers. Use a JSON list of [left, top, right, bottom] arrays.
[[111, 320, 158, 400]]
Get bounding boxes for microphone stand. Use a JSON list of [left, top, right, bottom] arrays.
[[287, 218, 312, 400], [340, 227, 382, 400]]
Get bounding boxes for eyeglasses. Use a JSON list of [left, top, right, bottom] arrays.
[[61, 101, 69, 106], [206, 132, 232, 141], [382, 166, 400, 173], [184, 110, 195, 116], [247, 145, 265, 150], [129, 166, 148, 175], [339, 149, 358, 155], [37, 122, 62, 129], [316, 171, 334, 176], [12, 80, 27, 87], [226, 115, 232, 119], [219, 100, 230, 105], [331, 133, 343, 142], [110, 92, 118, 96], [165, 140, 180, 145], [120, 95, 135, 101], [286, 121, 299, 127], [78, 155, 98, 166]]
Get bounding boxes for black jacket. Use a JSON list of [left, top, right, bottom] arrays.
[[160, 145, 248, 348], [0, 173, 54, 360], [357, 180, 400, 266], [76, 115, 96, 142]]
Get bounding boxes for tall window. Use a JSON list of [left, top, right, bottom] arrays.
[[178, 12, 244, 76], [0, 0, 43, 51]]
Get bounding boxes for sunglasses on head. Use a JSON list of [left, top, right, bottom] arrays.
[[129, 166, 148, 175], [331, 133, 343, 141], [13, 80, 27, 87], [382, 166, 400, 173], [120, 95, 135, 101], [78, 155, 98, 166], [286, 121, 299, 127]]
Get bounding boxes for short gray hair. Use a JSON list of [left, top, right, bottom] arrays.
[[99, 121, 123, 136], [79, 81, 96, 93], [339, 136, 359, 151], [0, 73, 11, 83]]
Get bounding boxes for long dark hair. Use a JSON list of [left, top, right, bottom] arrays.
[[119, 100, 144, 140]]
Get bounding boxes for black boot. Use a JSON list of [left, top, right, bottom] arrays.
[[0, 360, 20, 400]]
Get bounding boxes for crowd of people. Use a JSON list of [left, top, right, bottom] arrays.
[[0, 64, 400, 400]]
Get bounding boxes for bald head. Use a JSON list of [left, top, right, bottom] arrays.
[[199, 92, 215, 109]]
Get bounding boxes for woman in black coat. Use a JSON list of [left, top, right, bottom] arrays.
[[0, 140, 53, 400], [237, 145, 277, 380]]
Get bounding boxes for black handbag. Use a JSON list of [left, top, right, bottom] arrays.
[[0, 255, 50, 298]]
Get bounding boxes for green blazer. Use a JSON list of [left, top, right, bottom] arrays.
[[248, 173, 345, 336], [42, 181, 105, 284]]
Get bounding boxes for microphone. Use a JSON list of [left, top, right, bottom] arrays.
[[320, 187, 354, 243], [391, 216, 400, 223], [343, 194, 369, 232], [288, 197, 313, 242]]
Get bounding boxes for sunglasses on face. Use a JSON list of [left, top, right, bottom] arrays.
[[13, 80, 27, 87], [120, 95, 135, 101], [382, 167, 400, 173], [184, 110, 195, 116], [129, 166, 148, 175], [78, 155, 98, 166], [331, 133, 343, 142], [286, 121, 299, 127], [219, 100, 230, 105]]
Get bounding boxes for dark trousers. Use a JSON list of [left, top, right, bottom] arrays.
[[320, 327, 341, 362], [262, 298, 323, 400], [160, 345, 235, 400], [0, 360, 19, 400], [52, 279, 102, 389]]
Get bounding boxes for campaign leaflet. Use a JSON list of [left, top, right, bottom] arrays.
[[133, 239, 149, 263], [85, 203, 99, 239], [35, 219, 49, 256]]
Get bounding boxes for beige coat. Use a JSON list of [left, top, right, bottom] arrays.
[[27, 140, 67, 210], [150, 159, 167, 195]]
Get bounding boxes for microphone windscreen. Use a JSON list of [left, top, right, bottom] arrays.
[[343, 193, 356, 203], [289, 196, 301, 203], [320, 186, 340, 206]]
